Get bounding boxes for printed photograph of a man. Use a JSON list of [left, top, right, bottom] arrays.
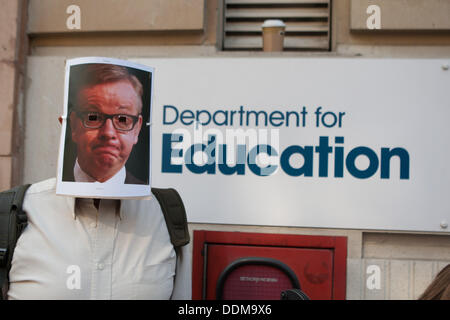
[[57, 57, 152, 198]]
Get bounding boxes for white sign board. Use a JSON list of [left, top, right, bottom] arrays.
[[134, 58, 449, 233]]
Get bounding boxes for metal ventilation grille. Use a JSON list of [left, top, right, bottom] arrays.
[[223, 0, 331, 51]]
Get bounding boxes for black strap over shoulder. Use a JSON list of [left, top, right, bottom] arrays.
[[0, 184, 31, 300], [151, 188, 190, 248]]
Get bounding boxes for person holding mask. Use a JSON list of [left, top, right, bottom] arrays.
[[66, 64, 146, 185]]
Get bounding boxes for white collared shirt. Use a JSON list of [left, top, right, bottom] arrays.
[[7, 178, 189, 300], [74, 159, 126, 184]]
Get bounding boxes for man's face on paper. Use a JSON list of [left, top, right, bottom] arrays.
[[70, 80, 143, 182]]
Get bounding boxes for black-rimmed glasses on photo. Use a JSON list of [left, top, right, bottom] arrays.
[[74, 111, 141, 131]]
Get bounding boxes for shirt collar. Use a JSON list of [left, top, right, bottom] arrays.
[[71, 160, 125, 219], [70, 198, 122, 220], [67, 196, 76, 219], [74, 158, 126, 184]]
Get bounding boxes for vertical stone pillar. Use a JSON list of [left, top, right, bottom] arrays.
[[0, 0, 27, 190]]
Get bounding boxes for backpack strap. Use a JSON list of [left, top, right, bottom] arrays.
[[0, 184, 31, 300], [151, 188, 190, 248]]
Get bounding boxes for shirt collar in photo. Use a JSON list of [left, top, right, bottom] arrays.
[[74, 158, 126, 185]]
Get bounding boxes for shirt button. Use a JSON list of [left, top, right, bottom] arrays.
[[97, 263, 104, 270]]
